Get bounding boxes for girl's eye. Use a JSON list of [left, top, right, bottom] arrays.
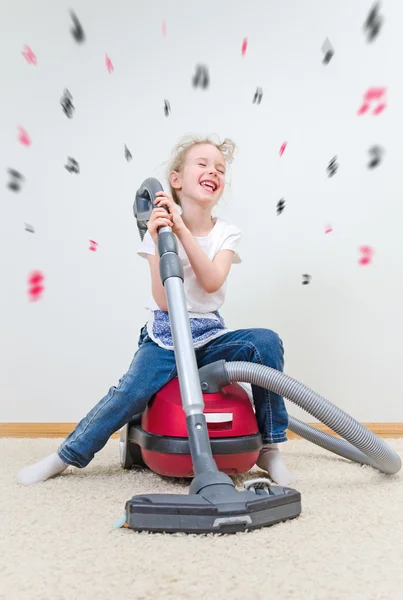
[[199, 163, 225, 175]]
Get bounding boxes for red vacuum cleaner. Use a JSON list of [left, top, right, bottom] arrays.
[[121, 376, 261, 478]]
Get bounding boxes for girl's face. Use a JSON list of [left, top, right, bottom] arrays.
[[171, 143, 226, 208]]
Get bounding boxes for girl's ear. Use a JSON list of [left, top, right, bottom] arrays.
[[169, 170, 182, 190]]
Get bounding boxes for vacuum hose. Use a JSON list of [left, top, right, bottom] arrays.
[[225, 362, 401, 475]]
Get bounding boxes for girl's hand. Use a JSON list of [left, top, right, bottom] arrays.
[[147, 205, 173, 245], [153, 191, 187, 237]]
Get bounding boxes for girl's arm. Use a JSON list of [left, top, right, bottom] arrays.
[[147, 250, 168, 311], [177, 228, 234, 294], [147, 230, 235, 310]]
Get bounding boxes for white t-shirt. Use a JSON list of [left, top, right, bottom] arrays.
[[136, 216, 242, 314]]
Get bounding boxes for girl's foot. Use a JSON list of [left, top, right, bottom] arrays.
[[256, 443, 296, 486], [17, 452, 68, 486]]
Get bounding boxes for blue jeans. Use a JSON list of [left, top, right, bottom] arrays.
[[58, 326, 288, 468]]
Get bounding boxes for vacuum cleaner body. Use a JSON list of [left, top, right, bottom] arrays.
[[129, 377, 262, 477]]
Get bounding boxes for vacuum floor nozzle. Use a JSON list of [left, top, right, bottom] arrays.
[[124, 482, 301, 534]]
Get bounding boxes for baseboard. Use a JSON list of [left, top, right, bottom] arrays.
[[0, 422, 402, 439]]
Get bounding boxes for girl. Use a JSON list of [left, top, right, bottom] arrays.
[[17, 134, 295, 487]]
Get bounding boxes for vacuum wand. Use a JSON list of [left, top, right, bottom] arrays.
[[134, 178, 219, 475]]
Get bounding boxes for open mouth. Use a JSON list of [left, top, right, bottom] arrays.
[[200, 180, 218, 193]]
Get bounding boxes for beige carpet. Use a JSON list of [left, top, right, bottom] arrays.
[[1, 437, 403, 600]]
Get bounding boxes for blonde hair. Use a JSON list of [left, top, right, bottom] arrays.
[[166, 134, 237, 207]]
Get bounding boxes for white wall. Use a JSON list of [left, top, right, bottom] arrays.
[[1, 0, 402, 424]]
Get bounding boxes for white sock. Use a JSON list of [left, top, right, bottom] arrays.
[[17, 452, 68, 486], [256, 443, 296, 487]]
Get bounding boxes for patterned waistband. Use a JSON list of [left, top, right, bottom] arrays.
[[146, 310, 229, 350]]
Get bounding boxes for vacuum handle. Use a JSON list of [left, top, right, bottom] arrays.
[[133, 177, 170, 240]]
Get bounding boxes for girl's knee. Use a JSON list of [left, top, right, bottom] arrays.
[[250, 328, 284, 367], [254, 328, 283, 351]]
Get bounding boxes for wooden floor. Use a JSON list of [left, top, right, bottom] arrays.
[[1, 422, 402, 439]]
